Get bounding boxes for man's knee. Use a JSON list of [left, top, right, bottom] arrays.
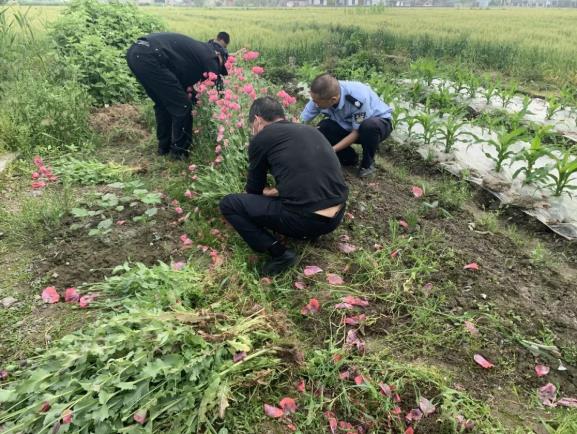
[[358, 117, 382, 135], [219, 194, 240, 216]]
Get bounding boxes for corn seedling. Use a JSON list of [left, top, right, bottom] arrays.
[[408, 80, 426, 107], [512, 131, 553, 186], [496, 81, 518, 108], [546, 150, 577, 196], [414, 112, 441, 146], [480, 128, 527, 172], [404, 114, 420, 142], [426, 85, 455, 116], [545, 95, 562, 120], [482, 76, 500, 105], [466, 74, 481, 99], [435, 116, 473, 154]]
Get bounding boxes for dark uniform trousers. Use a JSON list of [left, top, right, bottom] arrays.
[[318, 117, 392, 169], [126, 42, 193, 155], [219, 194, 346, 252]]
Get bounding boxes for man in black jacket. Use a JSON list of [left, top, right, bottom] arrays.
[[126, 32, 229, 159], [219, 96, 348, 276]]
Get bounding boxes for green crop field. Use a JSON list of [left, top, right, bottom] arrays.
[[1, 2, 577, 433]]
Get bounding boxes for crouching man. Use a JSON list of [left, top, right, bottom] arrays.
[[220, 96, 348, 276]]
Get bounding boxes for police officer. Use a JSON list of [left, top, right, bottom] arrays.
[[220, 96, 348, 276], [301, 73, 393, 178], [126, 32, 229, 159]]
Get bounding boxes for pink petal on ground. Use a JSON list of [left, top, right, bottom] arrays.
[[419, 397, 436, 416], [379, 383, 393, 397], [344, 314, 366, 326], [538, 383, 557, 407], [339, 369, 351, 380], [354, 375, 364, 385], [327, 273, 344, 285], [324, 412, 338, 434], [279, 397, 297, 415], [287, 423, 297, 432], [62, 409, 73, 424], [335, 303, 354, 310], [342, 296, 369, 307], [64, 287, 80, 302], [0, 370, 8, 380], [79, 294, 96, 308], [557, 397, 577, 408], [294, 281, 306, 290], [32, 172, 40, 179], [31, 181, 46, 189], [405, 408, 423, 422], [133, 408, 147, 425], [41, 287, 60, 304], [411, 186, 424, 198], [390, 249, 399, 258], [463, 262, 480, 271], [456, 415, 475, 431], [340, 234, 351, 242], [464, 320, 480, 336], [172, 261, 186, 271], [399, 220, 409, 229], [263, 404, 284, 418], [179, 234, 193, 247], [338, 243, 357, 254], [473, 354, 494, 369], [295, 378, 306, 393], [391, 406, 402, 415], [233, 351, 246, 363], [184, 189, 194, 199], [304, 265, 323, 277], [301, 298, 320, 315], [535, 364, 550, 377], [116, 220, 126, 226], [339, 421, 354, 430], [404, 428, 414, 434], [345, 329, 366, 353], [174, 207, 184, 214]]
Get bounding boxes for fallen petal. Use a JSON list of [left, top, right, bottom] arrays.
[[324, 411, 338, 434], [338, 242, 357, 254], [464, 262, 480, 271], [464, 320, 480, 336], [294, 281, 306, 290], [473, 354, 494, 369], [172, 261, 186, 271], [535, 364, 550, 378], [344, 314, 366, 326], [304, 265, 323, 277], [41, 287, 60, 304], [354, 375, 364, 385], [399, 219, 409, 229], [411, 186, 424, 198], [79, 294, 96, 308], [327, 273, 344, 285], [263, 404, 284, 418], [335, 303, 354, 310], [404, 427, 414, 434], [279, 397, 297, 415], [287, 423, 297, 432], [295, 378, 306, 393], [342, 296, 369, 307], [405, 408, 423, 422], [538, 383, 557, 406], [61, 409, 73, 424], [64, 287, 80, 303], [339, 369, 351, 380], [419, 397, 436, 416], [557, 397, 577, 408]]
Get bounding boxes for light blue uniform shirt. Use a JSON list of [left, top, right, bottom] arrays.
[[300, 81, 393, 131]]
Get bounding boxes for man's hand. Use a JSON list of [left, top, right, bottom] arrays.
[[262, 187, 279, 197], [333, 129, 359, 152]]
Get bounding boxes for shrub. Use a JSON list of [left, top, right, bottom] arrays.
[[50, 0, 165, 106], [0, 73, 92, 154]]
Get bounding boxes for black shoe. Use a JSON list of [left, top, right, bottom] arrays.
[[261, 249, 297, 276], [168, 150, 189, 161], [358, 164, 376, 178], [158, 144, 170, 156]]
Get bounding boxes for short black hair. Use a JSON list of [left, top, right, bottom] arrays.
[[248, 97, 286, 124], [217, 32, 230, 45], [310, 73, 339, 100]]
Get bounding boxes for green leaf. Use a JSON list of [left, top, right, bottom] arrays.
[[144, 207, 158, 217], [0, 388, 16, 402], [97, 219, 113, 230], [71, 207, 90, 218]]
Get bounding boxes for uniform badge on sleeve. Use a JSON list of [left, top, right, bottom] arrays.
[[354, 112, 366, 123]]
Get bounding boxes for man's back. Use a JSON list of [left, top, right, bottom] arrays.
[[247, 121, 348, 211]]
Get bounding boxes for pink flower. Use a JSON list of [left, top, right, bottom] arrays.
[[236, 120, 244, 128], [243, 51, 260, 61], [133, 409, 147, 425], [215, 145, 222, 154], [32, 181, 46, 189], [41, 287, 60, 304], [79, 294, 96, 308], [62, 409, 73, 424], [303, 265, 323, 277], [188, 164, 197, 173], [172, 261, 186, 271], [174, 207, 183, 214], [40, 401, 51, 412], [233, 351, 247, 363], [301, 298, 320, 315], [251, 66, 264, 75], [184, 190, 194, 199], [31, 172, 40, 179], [64, 287, 80, 302], [207, 71, 218, 81], [242, 83, 255, 95], [214, 155, 224, 164], [180, 234, 193, 247]]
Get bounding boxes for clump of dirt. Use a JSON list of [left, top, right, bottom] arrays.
[[35, 205, 182, 288], [89, 104, 150, 145]]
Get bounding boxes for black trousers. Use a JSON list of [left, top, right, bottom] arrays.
[[318, 118, 392, 169], [219, 194, 345, 253], [126, 42, 193, 155]]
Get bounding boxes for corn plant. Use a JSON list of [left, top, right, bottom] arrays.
[[410, 57, 437, 87], [482, 76, 500, 105], [546, 150, 577, 196], [414, 112, 441, 146], [435, 116, 473, 154], [426, 85, 455, 116], [496, 82, 518, 108], [466, 74, 481, 99], [404, 114, 420, 142], [512, 128, 554, 186], [480, 128, 527, 172], [450, 67, 472, 95], [408, 80, 426, 107], [546, 96, 562, 120]]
